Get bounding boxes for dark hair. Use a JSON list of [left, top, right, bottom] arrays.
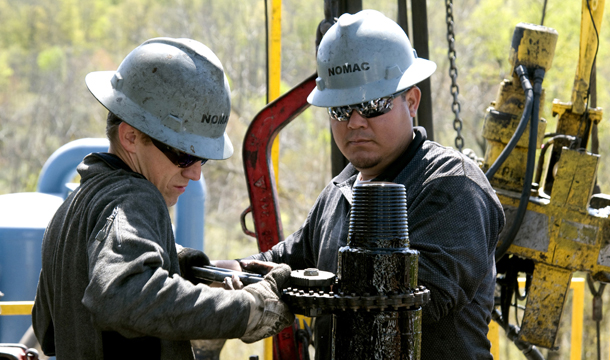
[[106, 112, 122, 145], [106, 112, 152, 146]]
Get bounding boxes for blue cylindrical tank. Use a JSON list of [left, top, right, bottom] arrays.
[[1, 138, 110, 343], [0, 138, 207, 344], [0, 192, 64, 343]]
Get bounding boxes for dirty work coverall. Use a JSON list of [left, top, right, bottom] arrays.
[[33, 153, 250, 360], [249, 127, 505, 359]]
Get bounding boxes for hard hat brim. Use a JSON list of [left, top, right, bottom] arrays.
[[86, 71, 234, 160], [307, 58, 437, 108]]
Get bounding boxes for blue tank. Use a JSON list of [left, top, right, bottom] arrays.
[[0, 138, 206, 345], [0, 192, 64, 342]]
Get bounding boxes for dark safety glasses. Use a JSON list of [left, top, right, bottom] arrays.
[[151, 138, 209, 168], [327, 87, 412, 122]]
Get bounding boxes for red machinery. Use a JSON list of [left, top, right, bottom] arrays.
[[241, 74, 317, 360]]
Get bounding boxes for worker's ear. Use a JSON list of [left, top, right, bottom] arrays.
[[404, 86, 421, 118], [117, 122, 138, 154]]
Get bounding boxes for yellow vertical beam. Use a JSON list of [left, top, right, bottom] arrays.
[[571, 0, 605, 114], [570, 278, 585, 360], [488, 319, 500, 359], [264, 337, 273, 360], [269, 0, 282, 185], [266, 3, 282, 359]]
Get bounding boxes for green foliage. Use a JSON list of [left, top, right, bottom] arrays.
[[0, 51, 13, 86], [37, 46, 67, 76]]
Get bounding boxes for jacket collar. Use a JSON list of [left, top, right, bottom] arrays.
[[90, 152, 136, 173], [331, 127, 427, 204], [373, 126, 427, 182], [332, 126, 427, 185]]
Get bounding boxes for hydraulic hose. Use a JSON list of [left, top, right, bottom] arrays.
[[494, 67, 545, 261], [534, 135, 576, 187], [491, 309, 546, 360], [485, 66, 534, 181]]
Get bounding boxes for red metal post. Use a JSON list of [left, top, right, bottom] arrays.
[[241, 73, 317, 360], [241, 74, 317, 251]]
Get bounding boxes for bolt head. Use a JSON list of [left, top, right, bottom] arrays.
[[304, 268, 319, 276]]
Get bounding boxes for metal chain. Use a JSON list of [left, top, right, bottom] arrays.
[[446, 0, 464, 152], [587, 273, 606, 360], [283, 286, 430, 317]]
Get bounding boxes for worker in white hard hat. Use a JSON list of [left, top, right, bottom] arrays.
[[32, 38, 294, 360], [232, 9, 505, 359]]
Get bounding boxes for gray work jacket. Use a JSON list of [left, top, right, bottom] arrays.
[[33, 153, 250, 360], [250, 128, 505, 359]]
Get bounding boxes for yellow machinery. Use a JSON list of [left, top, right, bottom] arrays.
[[482, 0, 607, 350]]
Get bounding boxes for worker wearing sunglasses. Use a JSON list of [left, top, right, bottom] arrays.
[[242, 9, 505, 360], [150, 138, 209, 169], [33, 38, 293, 360]]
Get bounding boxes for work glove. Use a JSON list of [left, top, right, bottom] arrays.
[[241, 263, 295, 343], [177, 247, 211, 284]]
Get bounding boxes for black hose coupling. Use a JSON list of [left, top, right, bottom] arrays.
[[533, 68, 546, 96], [514, 65, 533, 93]]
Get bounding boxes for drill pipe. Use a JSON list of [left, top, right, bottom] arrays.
[[335, 182, 421, 360]]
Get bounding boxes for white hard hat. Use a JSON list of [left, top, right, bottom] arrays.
[[308, 9, 437, 107], [86, 37, 233, 160]]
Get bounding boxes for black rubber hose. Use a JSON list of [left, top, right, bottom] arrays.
[[534, 135, 576, 187], [491, 309, 546, 360], [485, 65, 534, 181], [495, 68, 545, 261]]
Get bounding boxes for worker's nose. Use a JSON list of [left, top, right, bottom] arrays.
[[347, 111, 369, 129], [182, 162, 202, 181]]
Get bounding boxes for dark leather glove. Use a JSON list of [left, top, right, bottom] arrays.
[[177, 247, 211, 284]]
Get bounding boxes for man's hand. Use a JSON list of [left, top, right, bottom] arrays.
[[239, 259, 277, 275], [211, 259, 280, 290], [240, 263, 294, 343], [177, 247, 211, 284], [222, 274, 244, 290]]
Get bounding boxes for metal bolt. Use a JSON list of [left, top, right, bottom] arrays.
[[304, 268, 319, 276]]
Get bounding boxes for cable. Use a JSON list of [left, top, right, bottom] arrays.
[[585, 0, 600, 104], [540, 0, 548, 25], [494, 67, 545, 261], [534, 135, 577, 187], [575, 0, 600, 150], [586, 274, 605, 360], [491, 309, 546, 360], [485, 66, 534, 181]]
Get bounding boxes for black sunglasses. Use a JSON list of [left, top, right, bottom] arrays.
[[151, 138, 208, 168], [327, 87, 412, 122]]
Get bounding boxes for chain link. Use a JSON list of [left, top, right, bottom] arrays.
[[446, 0, 464, 152]]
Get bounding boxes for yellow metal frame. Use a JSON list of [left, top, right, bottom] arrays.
[[571, 0, 605, 114], [482, 0, 607, 349], [481, 23, 557, 192], [488, 277, 585, 359]]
